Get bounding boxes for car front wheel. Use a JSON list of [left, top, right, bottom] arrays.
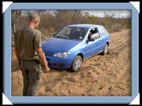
[[102, 44, 109, 55], [70, 55, 82, 72]]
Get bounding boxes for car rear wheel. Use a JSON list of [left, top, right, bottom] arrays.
[[102, 44, 109, 55], [70, 55, 82, 72]]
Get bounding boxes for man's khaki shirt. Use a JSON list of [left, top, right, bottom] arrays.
[[14, 27, 41, 61]]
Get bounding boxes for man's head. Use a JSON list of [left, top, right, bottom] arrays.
[[27, 13, 40, 29]]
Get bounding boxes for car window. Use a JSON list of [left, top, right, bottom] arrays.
[[98, 27, 107, 37], [55, 27, 88, 40], [88, 28, 100, 40]]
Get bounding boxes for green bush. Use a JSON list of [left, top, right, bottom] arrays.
[[84, 15, 131, 33], [11, 10, 131, 37]]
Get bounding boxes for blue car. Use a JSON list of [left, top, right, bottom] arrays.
[[42, 24, 109, 71]]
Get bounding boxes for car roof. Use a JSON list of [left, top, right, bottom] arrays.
[[67, 24, 103, 29]]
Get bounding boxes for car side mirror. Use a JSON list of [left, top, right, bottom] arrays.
[[89, 38, 95, 41], [86, 38, 95, 43]]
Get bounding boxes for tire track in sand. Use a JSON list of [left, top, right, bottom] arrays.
[[37, 29, 131, 96]]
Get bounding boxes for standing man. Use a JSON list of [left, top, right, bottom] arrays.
[[14, 13, 50, 96]]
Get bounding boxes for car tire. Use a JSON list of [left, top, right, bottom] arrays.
[[102, 44, 109, 55], [70, 55, 82, 72]]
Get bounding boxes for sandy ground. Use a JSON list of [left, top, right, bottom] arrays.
[[11, 29, 131, 96]]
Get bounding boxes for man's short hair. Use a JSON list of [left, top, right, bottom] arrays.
[[28, 13, 40, 22]]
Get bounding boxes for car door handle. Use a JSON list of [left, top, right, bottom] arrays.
[[99, 39, 102, 42]]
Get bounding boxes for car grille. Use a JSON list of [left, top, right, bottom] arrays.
[[45, 52, 54, 56]]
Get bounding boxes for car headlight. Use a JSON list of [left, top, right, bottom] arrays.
[[53, 52, 70, 58]]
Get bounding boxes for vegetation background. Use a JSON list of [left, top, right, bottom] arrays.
[[11, 10, 131, 45]]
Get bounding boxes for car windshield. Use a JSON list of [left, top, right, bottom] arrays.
[[54, 27, 88, 40]]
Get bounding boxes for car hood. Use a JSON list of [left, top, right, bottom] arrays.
[[41, 37, 82, 53]]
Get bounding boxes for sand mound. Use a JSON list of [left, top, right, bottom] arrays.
[[11, 29, 131, 96]]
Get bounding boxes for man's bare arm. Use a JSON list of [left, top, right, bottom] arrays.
[[15, 47, 21, 65], [35, 47, 50, 72]]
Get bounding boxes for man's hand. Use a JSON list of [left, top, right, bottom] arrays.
[[18, 61, 21, 66], [44, 66, 50, 73], [15, 47, 21, 66], [35, 47, 50, 73]]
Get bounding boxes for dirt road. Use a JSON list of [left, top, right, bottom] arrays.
[[11, 29, 131, 96]]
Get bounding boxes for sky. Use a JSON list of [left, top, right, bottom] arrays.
[[81, 10, 131, 18], [45, 10, 131, 18]]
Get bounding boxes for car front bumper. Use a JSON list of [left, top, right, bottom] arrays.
[[45, 55, 73, 69]]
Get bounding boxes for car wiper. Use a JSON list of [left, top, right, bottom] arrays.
[[55, 36, 62, 38], [62, 37, 69, 39], [55, 36, 70, 39], [67, 38, 81, 41]]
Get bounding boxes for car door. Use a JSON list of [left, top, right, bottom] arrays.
[[83, 27, 102, 59], [98, 27, 108, 50]]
